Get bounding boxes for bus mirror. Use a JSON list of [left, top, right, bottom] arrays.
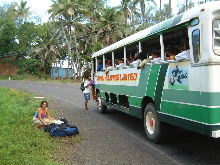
[[190, 18, 199, 27]]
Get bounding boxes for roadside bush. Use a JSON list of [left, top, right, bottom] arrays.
[[4, 58, 43, 75]]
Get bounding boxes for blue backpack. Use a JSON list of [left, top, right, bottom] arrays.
[[45, 123, 79, 137]]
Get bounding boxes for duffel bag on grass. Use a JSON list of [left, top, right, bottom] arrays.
[[50, 124, 79, 137]]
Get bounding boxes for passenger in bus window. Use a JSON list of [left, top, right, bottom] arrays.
[[151, 51, 161, 63], [166, 45, 179, 60], [97, 61, 103, 71], [137, 51, 161, 69], [127, 55, 134, 65], [175, 42, 190, 61], [105, 60, 113, 75], [116, 59, 125, 69], [115, 59, 119, 66], [137, 52, 150, 69], [129, 52, 141, 68]]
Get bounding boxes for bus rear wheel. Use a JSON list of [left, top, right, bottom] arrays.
[[97, 97, 107, 113], [98, 105, 107, 113], [144, 103, 163, 143]]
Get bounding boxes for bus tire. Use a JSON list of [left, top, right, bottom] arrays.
[[98, 105, 107, 113], [144, 103, 163, 143]]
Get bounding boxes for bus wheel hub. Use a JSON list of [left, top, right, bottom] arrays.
[[150, 119, 154, 127], [146, 112, 155, 134]]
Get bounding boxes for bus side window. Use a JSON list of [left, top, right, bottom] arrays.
[[213, 19, 220, 55], [192, 29, 200, 63]]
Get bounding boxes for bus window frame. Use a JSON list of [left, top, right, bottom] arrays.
[[212, 18, 220, 56], [103, 55, 105, 69], [95, 57, 98, 72], [192, 29, 201, 63]]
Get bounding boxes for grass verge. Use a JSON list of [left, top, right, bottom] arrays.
[[0, 87, 81, 165], [0, 75, 81, 84]]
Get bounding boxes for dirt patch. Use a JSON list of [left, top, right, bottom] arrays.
[[0, 60, 18, 76]]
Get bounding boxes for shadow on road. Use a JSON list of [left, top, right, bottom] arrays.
[[97, 108, 220, 165]]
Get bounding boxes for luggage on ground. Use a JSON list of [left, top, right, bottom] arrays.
[[44, 118, 79, 137], [50, 124, 79, 137]]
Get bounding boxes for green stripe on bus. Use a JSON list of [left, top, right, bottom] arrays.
[[153, 64, 169, 108], [159, 112, 220, 137], [160, 101, 220, 124], [162, 89, 220, 106], [146, 64, 161, 98]]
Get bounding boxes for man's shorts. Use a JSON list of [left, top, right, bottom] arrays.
[[84, 93, 91, 100]]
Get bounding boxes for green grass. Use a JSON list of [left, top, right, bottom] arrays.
[[0, 87, 81, 165], [0, 75, 80, 84]]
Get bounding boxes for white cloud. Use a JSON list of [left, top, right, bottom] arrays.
[[108, 0, 121, 7], [26, 0, 52, 23]]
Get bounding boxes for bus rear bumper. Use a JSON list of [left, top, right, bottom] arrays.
[[212, 130, 220, 138]]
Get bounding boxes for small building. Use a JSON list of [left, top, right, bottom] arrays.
[[51, 67, 74, 79]]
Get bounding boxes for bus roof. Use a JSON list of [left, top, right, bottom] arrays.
[[92, 1, 220, 58]]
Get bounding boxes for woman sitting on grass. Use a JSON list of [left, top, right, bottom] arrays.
[[33, 101, 53, 126]]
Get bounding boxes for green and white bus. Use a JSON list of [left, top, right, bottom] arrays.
[[91, 1, 220, 143]]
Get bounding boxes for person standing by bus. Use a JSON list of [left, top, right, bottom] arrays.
[[83, 75, 92, 110]]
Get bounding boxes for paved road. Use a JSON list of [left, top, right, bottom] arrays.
[[1, 80, 220, 165]]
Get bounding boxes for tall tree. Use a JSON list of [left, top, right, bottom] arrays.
[[121, 0, 131, 26], [133, 0, 156, 28], [49, 0, 87, 78], [178, 0, 194, 14], [96, 7, 125, 45], [14, 0, 30, 25]]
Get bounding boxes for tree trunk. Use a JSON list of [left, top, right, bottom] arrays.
[[185, 0, 188, 11], [130, 4, 135, 31], [73, 27, 81, 80], [140, 0, 146, 28], [169, 0, 172, 17], [60, 20, 72, 79], [67, 42, 71, 78], [160, 0, 162, 21]]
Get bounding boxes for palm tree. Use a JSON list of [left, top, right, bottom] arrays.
[[49, 0, 87, 78], [14, 0, 30, 25], [120, 0, 132, 36], [121, 0, 131, 25], [133, 0, 156, 28], [96, 7, 125, 45], [86, 0, 104, 23]]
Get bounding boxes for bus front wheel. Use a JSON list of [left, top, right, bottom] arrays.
[[144, 103, 163, 143]]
